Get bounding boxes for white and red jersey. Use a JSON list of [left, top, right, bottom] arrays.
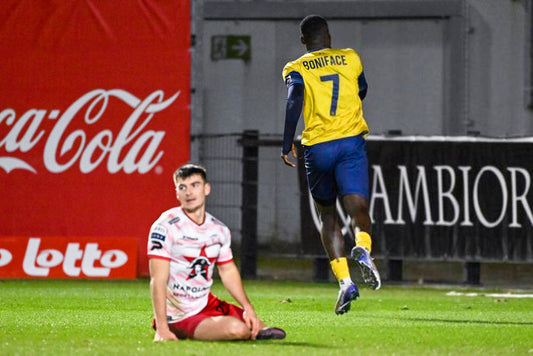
[[147, 206, 233, 323]]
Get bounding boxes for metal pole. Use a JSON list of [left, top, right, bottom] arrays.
[[240, 130, 259, 279]]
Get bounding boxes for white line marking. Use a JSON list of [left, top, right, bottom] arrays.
[[446, 291, 533, 298]]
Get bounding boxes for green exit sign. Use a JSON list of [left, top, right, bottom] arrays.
[[211, 35, 251, 61]]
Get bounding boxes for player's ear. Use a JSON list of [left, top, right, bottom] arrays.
[[300, 35, 305, 45], [204, 182, 211, 196]]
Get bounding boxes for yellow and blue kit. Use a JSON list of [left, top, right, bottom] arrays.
[[282, 47, 370, 204], [282, 47, 369, 150]]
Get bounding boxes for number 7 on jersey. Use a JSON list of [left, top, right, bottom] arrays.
[[320, 74, 339, 116]]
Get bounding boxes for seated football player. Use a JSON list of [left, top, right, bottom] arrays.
[[148, 163, 286, 341]]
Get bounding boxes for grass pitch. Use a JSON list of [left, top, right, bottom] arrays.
[[0, 279, 532, 355]]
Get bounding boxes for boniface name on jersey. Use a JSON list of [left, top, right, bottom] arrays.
[[302, 55, 347, 70]]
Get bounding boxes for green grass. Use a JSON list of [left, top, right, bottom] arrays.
[[0, 279, 532, 355]]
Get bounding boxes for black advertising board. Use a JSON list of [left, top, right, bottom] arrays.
[[299, 137, 533, 262]]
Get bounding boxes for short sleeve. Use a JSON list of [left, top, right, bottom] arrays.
[[147, 223, 172, 260], [282, 61, 303, 87], [350, 49, 363, 77], [216, 226, 234, 264]]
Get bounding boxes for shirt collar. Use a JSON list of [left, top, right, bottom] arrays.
[[307, 47, 328, 53]]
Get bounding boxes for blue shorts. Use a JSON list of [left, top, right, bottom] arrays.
[[303, 135, 369, 206]]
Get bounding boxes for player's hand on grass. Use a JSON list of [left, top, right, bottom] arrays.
[[281, 144, 297, 168], [154, 328, 178, 342], [243, 308, 261, 340]]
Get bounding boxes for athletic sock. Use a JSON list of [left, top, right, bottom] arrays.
[[339, 277, 353, 290], [356, 231, 372, 253], [330, 257, 352, 289]]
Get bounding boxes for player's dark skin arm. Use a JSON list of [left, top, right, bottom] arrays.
[[281, 146, 298, 167]]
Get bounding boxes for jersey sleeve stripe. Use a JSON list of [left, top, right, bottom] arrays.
[[147, 255, 172, 261], [217, 258, 233, 265]]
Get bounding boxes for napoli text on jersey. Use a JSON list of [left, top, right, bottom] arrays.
[[282, 48, 369, 146]]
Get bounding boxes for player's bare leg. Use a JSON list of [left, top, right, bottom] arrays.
[[193, 316, 255, 340], [316, 202, 359, 314], [343, 194, 381, 290], [317, 203, 345, 259], [342, 194, 372, 234], [193, 316, 285, 341]]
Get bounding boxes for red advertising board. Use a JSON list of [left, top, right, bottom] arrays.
[[0, 236, 137, 279], [0, 1, 191, 277]]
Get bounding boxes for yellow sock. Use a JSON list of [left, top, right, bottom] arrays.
[[330, 257, 350, 281], [356, 231, 372, 253]]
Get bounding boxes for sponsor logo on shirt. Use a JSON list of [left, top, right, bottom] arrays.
[[183, 245, 217, 281], [171, 282, 210, 295], [182, 235, 198, 241], [150, 233, 166, 241], [168, 217, 181, 225]]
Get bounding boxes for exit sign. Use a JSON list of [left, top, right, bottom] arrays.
[[211, 35, 251, 61]]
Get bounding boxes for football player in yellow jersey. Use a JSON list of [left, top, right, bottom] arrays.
[[281, 15, 381, 315]]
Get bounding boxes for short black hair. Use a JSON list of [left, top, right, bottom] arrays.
[[300, 15, 329, 42], [174, 163, 207, 184]]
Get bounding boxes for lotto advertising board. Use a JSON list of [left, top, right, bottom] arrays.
[[0, 0, 191, 278], [0, 237, 137, 279]]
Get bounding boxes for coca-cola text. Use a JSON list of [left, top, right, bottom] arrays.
[[0, 89, 180, 174]]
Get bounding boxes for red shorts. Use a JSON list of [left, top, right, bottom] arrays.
[[153, 293, 245, 339]]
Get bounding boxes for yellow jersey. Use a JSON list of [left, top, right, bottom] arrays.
[[282, 48, 369, 146]]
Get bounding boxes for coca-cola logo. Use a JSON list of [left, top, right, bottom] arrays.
[[0, 89, 180, 174]]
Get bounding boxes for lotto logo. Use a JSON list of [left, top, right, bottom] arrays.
[[0, 236, 137, 279], [0, 249, 13, 267]]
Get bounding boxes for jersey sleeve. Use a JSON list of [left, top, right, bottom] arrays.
[[147, 223, 172, 260], [282, 61, 304, 87], [349, 49, 367, 99], [350, 49, 364, 78], [358, 71, 368, 100], [216, 226, 234, 265], [282, 82, 304, 154]]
